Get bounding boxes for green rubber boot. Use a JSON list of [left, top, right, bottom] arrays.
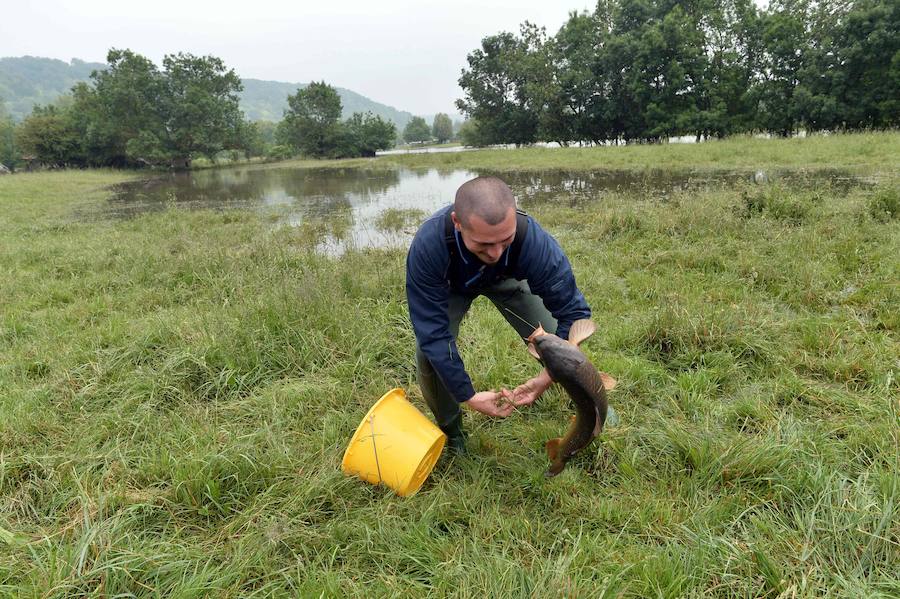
[[440, 413, 467, 455]]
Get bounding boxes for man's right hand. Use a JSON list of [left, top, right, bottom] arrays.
[[463, 389, 516, 417]]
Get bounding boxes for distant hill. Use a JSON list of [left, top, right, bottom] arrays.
[[0, 56, 418, 128], [0, 56, 106, 120], [239, 78, 415, 128]]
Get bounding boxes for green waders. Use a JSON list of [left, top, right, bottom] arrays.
[[415, 278, 557, 454]]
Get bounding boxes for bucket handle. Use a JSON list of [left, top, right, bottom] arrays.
[[368, 414, 383, 485]]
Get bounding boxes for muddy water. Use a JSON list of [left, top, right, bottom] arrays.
[[104, 165, 874, 253]]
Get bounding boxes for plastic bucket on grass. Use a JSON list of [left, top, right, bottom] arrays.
[[341, 388, 446, 497]]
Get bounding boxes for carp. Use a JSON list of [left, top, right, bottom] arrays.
[[527, 319, 617, 477]]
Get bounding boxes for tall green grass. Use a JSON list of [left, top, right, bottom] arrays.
[[289, 130, 900, 174], [1, 143, 898, 596]]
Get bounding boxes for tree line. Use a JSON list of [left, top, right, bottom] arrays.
[[456, 0, 899, 146], [0, 50, 404, 170]]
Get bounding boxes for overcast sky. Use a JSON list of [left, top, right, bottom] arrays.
[[2, 1, 596, 118]]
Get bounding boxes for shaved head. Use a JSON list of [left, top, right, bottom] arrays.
[[454, 176, 516, 227]]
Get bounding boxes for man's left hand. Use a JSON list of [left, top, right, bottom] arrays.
[[512, 369, 553, 406]]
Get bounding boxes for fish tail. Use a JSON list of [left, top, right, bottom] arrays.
[[545, 437, 562, 461], [545, 460, 565, 477], [592, 399, 607, 436]]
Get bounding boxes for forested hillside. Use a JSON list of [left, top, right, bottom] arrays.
[[239, 79, 414, 127], [0, 57, 105, 120], [0, 56, 415, 127]]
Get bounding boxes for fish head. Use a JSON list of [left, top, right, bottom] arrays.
[[533, 334, 588, 379], [526, 323, 549, 361]]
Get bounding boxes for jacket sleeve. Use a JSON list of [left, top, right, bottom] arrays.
[[406, 230, 476, 404], [518, 219, 591, 341]]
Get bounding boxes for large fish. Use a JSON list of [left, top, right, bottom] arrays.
[[526, 319, 617, 477]]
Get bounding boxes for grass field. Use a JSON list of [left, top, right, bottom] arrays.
[[357, 130, 899, 173], [1, 133, 898, 596]]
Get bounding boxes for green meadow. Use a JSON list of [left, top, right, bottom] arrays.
[[1, 133, 898, 597], [338, 130, 899, 173]]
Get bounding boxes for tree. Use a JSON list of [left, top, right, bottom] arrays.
[[66, 48, 246, 168], [85, 49, 165, 165], [403, 116, 431, 143], [280, 81, 343, 157], [158, 52, 245, 166], [0, 100, 18, 169], [692, 0, 762, 139], [117, 51, 244, 167], [431, 113, 453, 143], [458, 119, 489, 147], [456, 25, 544, 145], [15, 104, 83, 166], [341, 112, 396, 157], [455, 0, 895, 143], [255, 120, 278, 147], [794, 0, 900, 131], [549, 10, 600, 144], [752, 1, 809, 136]]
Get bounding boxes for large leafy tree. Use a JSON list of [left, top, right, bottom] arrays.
[[456, 0, 894, 141], [15, 104, 84, 167], [87, 49, 164, 164], [341, 112, 396, 156], [60, 48, 245, 168], [550, 10, 601, 145], [457, 24, 545, 146], [752, 1, 809, 136], [279, 81, 343, 157], [431, 113, 453, 143], [794, 0, 899, 131], [693, 0, 763, 139], [402, 116, 431, 143], [123, 52, 244, 167], [458, 119, 489, 147]]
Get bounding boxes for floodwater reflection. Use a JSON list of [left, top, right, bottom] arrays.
[[105, 165, 875, 254]]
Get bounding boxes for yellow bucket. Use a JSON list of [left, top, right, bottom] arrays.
[[341, 388, 446, 497]]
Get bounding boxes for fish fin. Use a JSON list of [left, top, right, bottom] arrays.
[[526, 324, 547, 344], [545, 462, 564, 477], [545, 437, 561, 461], [567, 319, 596, 346], [593, 403, 605, 436], [527, 342, 541, 361], [599, 372, 618, 391]]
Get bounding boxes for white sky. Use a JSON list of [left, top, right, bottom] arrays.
[[1, 1, 593, 117]]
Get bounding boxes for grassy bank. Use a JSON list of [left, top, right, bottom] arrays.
[[340, 130, 900, 173], [1, 144, 898, 596]]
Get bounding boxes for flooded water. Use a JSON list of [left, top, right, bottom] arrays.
[[103, 165, 876, 254]]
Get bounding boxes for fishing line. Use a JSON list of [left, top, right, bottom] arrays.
[[503, 307, 538, 332]]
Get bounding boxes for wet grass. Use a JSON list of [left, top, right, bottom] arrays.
[[1, 143, 898, 596], [344, 130, 900, 174]]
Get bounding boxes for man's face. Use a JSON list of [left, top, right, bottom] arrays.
[[451, 207, 517, 265]]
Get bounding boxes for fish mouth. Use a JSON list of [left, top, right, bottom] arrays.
[[526, 323, 547, 344], [526, 324, 548, 361]]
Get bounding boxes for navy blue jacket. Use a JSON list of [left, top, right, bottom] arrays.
[[406, 205, 591, 403]]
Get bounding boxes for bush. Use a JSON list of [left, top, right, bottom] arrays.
[[738, 186, 817, 224], [266, 144, 294, 161], [866, 186, 899, 222]]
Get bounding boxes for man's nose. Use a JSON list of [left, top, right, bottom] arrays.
[[486, 245, 503, 261]]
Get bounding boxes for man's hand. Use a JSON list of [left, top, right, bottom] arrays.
[[463, 389, 517, 417], [512, 369, 553, 406]]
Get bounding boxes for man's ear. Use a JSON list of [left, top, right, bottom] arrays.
[[450, 211, 462, 231]]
